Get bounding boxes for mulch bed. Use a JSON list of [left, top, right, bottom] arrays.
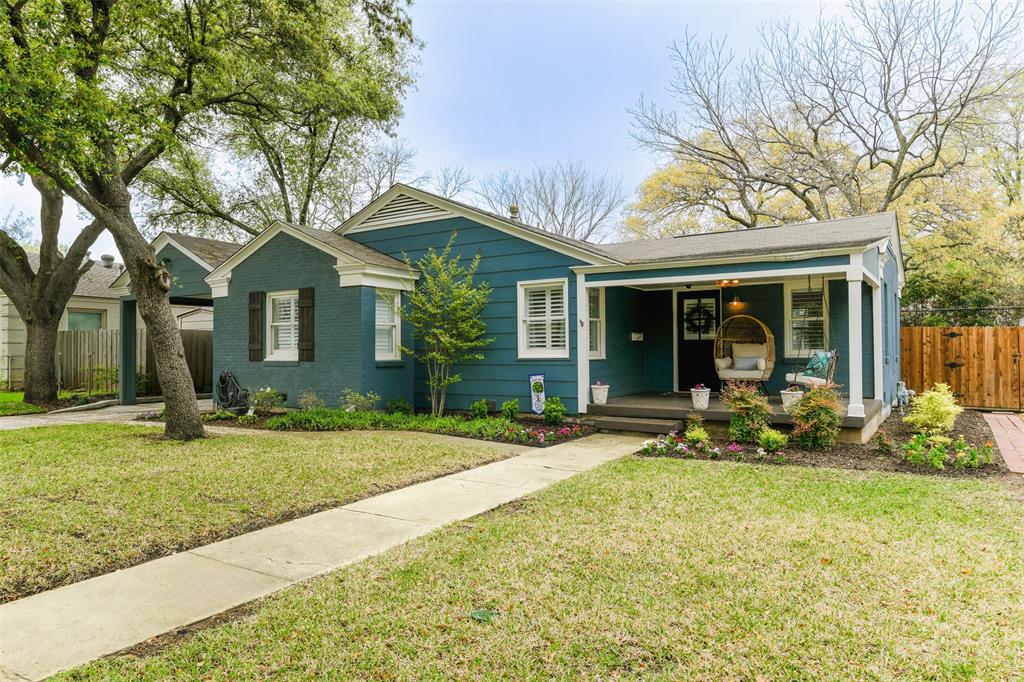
[[644, 409, 1011, 480]]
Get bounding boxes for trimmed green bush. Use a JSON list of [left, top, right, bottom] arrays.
[[903, 383, 962, 436], [470, 398, 489, 420], [500, 399, 519, 421], [385, 398, 413, 415], [758, 427, 788, 455], [721, 382, 771, 443], [543, 396, 567, 426], [340, 389, 380, 412]]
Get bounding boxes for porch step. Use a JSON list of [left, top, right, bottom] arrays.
[[584, 415, 681, 435]]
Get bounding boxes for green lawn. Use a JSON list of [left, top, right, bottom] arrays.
[[0, 391, 47, 416], [64, 458, 1024, 680], [0, 424, 514, 602]]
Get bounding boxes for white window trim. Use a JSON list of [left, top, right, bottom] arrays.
[[375, 289, 402, 361], [517, 277, 570, 359], [265, 290, 299, 362], [588, 287, 606, 360], [783, 280, 829, 357]]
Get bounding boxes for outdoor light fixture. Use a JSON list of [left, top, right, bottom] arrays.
[[729, 294, 742, 307], [716, 278, 741, 288]]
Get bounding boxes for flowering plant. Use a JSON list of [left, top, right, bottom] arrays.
[[692, 384, 708, 391]]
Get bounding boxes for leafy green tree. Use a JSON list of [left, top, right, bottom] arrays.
[[0, 0, 413, 439], [401, 234, 493, 416]]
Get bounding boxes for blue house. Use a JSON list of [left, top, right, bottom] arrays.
[[114, 184, 903, 441]]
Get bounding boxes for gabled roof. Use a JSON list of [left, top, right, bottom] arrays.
[[205, 221, 414, 286], [17, 253, 124, 299], [337, 184, 622, 266], [110, 231, 242, 291], [599, 212, 900, 265]]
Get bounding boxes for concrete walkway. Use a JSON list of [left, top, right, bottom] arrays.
[[982, 413, 1024, 473], [0, 433, 642, 681], [0, 399, 214, 431]]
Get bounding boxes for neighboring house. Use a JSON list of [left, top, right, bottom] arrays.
[[0, 254, 207, 388], [115, 185, 903, 441]]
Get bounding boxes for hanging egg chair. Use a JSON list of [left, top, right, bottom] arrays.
[[713, 314, 775, 383]]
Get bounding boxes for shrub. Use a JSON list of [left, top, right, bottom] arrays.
[[470, 398, 489, 419], [904, 383, 962, 436], [298, 390, 325, 411], [685, 411, 704, 431], [386, 397, 413, 415], [683, 425, 711, 451], [720, 382, 771, 443], [873, 433, 895, 455], [789, 385, 842, 449], [249, 387, 283, 416], [340, 388, 380, 412], [500, 399, 519, 422], [902, 432, 993, 470], [202, 409, 237, 422], [237, 413, 259, 426], [757, 427, 788, 455], [543, 396, 567, 425]]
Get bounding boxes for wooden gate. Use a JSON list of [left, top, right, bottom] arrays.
[[901, 326, 1022, 410]]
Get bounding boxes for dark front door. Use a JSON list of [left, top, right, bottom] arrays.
[[677, 291, 721, 392]]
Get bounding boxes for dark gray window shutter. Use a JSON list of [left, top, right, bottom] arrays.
[[248, 291, 264, 361], [298, 287, 314, 362]]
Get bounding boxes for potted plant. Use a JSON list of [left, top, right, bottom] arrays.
[[591, 380, 609, 405], [780, 385, 804, 414], [691, 383, 711, 410]]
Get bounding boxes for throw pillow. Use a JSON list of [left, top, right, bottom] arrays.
[[756, 357, 766, 371], [804, 350, 832, 379], [734, 356, 759, 371], [714, 357, 733, 371]]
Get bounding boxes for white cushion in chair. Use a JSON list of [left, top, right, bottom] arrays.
[[718, 368, 765, 380], [733, 343, 767, 359], [714, 357, 732, 371], [785, 372, 827, 387]]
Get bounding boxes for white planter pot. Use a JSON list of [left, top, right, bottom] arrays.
[[591, 384, 609, 405], [691, 388, 711, 410], [780, 389, 804, 414]]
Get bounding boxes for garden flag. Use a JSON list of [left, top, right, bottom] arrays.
[[529, 373, 546, 414]]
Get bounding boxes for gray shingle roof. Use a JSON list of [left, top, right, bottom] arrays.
[[600, 213, 898, 264], [21, 253, 123, 298], [165, 233, 242, 269], [283, 223, 412, 270]]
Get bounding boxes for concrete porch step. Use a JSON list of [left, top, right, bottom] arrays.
[[584, 415, 681, 435]]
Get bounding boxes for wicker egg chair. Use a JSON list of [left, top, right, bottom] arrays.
[[713, 314, 776, 383]]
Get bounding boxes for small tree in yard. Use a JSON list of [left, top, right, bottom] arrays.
[[402, 235, 493, 416]]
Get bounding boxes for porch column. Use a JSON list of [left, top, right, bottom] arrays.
[[846, 269, 865, 419], [576, 272, 589, 414], [872, 283, 883, 401], [119, 299, 137, 405]]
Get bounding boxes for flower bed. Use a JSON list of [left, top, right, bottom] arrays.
[[205, 408, 591, 447]]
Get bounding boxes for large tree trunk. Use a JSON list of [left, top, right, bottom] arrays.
[[103, 183, 205, 440], [22, 316, 60, 403]]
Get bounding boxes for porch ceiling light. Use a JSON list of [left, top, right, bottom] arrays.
[[716, 278, 741, 288]]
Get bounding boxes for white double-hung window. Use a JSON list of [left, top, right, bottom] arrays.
[[588, 287, 605, 359], [375, 289, 401, 361], [784, 281, 828, 356], [518, 278, 569, 359], [266, 290, 299, 361]]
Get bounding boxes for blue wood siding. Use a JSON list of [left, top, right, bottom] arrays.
[[348, 217, 585, 413], [213, 232, 414, 408]]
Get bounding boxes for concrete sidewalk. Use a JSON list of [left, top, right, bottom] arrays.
[[0, 433, 642, 681], [0, 399, 214, 431]]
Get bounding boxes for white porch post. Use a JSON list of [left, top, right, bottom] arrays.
[[576, 271, 589, 414], [872, 283, 883, 401], [846, 254, 865, 418]]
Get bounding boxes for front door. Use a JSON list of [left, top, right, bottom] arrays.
[[677, 291, 721, 392]]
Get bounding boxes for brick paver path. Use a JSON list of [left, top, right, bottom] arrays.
[[982, 413, 1024, 474]]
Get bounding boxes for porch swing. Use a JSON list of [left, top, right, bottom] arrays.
[[783, 275, 839, 389], [713, 314, 776, 383]]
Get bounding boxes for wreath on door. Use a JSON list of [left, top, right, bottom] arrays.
[[683, 301, 716, 335]]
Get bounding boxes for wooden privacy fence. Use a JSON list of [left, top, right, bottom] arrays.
[[56, 329, 213, 394], [901, 326, 1023, 410]]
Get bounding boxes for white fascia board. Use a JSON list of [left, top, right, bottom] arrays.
[[335, 264, 419, 291], [581, 264, 849, 289], [338, 184, 620, 267], [570, 246, 861, 275]]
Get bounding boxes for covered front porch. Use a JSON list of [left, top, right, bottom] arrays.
[[573, 237, 900, 443]]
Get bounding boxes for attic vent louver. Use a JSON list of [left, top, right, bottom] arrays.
[[355, 194, 454, 231]]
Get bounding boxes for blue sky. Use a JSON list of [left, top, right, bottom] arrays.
[[0, 0, 843, 258]]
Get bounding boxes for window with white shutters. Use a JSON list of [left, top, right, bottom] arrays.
[[266, 291, 299, 361], [784, 281, 829, 356], [375, 289, 401, 361], [517, 279, 569, 359]]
